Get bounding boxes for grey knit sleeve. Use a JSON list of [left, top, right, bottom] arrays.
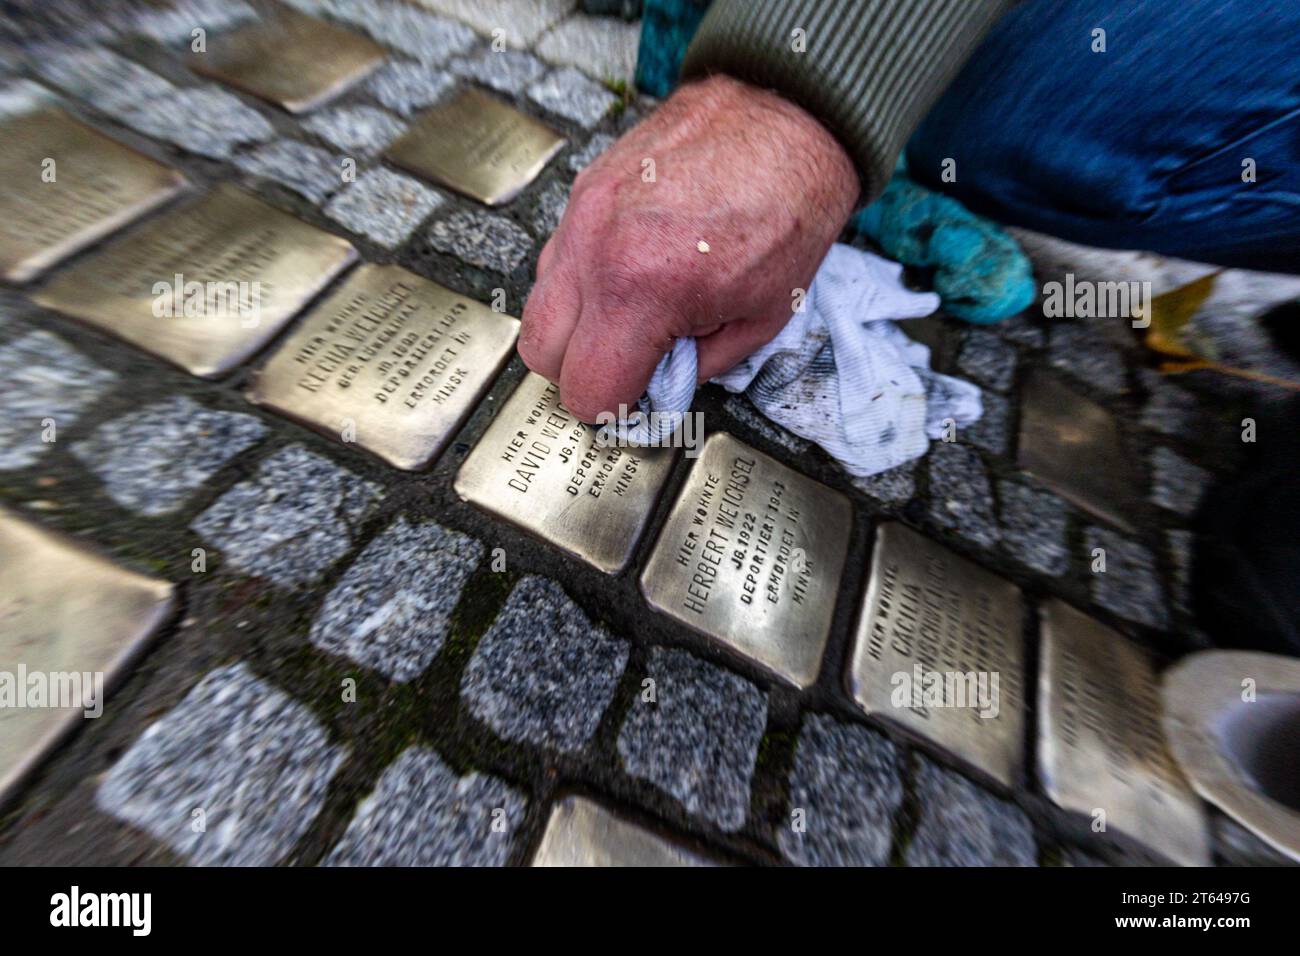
[[679, 0, 1015, 201]]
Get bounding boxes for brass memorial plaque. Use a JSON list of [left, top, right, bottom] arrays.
[[249, 264, 518, 470], [0, 507, 175, 807], [848, 522, 1026, 787], [34, 184, 357, 378], [190, 8, 386, 114], [453, 372, 675, 574], [1038, 599, 1209, 865], [532, 795, 713, 867], [1163, 651, 1300, 863], [386, 88, 565, 206], [0, 107, 186, 284], [639, 432, 851, 689], [1018, 368, 1137, 532]]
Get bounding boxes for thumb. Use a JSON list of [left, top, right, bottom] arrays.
[[694, 311, 793, 382]]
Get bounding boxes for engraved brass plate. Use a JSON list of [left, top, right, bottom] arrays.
[[386, 88, 565, 206], [1038, 599, 1209, 865], [532, 795, 713, 867], [453, 372, 675, 574], [1163, 651, 1300, 863], [639, 432, 851, 689], [33, 184, 357, 378], [0, 507, 174, 806], [249, 264, 518, 470], [1018, 368, 1137, 532], [0, 107, 186, 284], [848, 522, 1026, 787], [190, 8, 386, 114]]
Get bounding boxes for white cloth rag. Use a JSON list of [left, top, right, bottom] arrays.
[[615, 243, 983, 477]]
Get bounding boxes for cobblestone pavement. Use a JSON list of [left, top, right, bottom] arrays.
[[0, 0, 1295, 867]]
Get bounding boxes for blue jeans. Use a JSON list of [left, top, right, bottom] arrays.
[[907, 0, 1300, 273]]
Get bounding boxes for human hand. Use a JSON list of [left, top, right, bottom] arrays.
[[518, 74, 860, 422]]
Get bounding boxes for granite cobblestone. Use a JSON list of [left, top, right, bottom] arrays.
[[0, 331, 118, 470], [97, 663, 346, 866], [449, 47, 547, 95], [368, 59, 456, 115], [905, 758, 1036, 867], [779, 714, 903, 867], [427, 208, 533, 273], [325, 167, 446, 247], [310, 517, 483, 681], [304, 104, 407, 156], [461, 576, 628, 751], [527, 66, 616, 128], [72, 396, 267, 516], [325, 747, 524, 866], [191, 444, 384, 587], [617, 647, 766, 832], [1084, 526, 1169, 628], [927, 442, 1000, 548]]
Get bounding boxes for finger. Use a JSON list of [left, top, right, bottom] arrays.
[[694, 312, 793, 381], [518, 266, 581, 383], [559, 301, 675, 423], [535, 235, 559, 280]]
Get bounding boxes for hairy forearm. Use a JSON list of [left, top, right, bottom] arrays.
[[680, 0, 1016, 202]]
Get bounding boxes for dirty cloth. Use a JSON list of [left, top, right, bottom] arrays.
[[612, 243, 983, 477], [853, 161, 1036, 324]]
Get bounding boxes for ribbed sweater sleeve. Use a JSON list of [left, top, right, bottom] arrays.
[[679, 0, 1015, 201]]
